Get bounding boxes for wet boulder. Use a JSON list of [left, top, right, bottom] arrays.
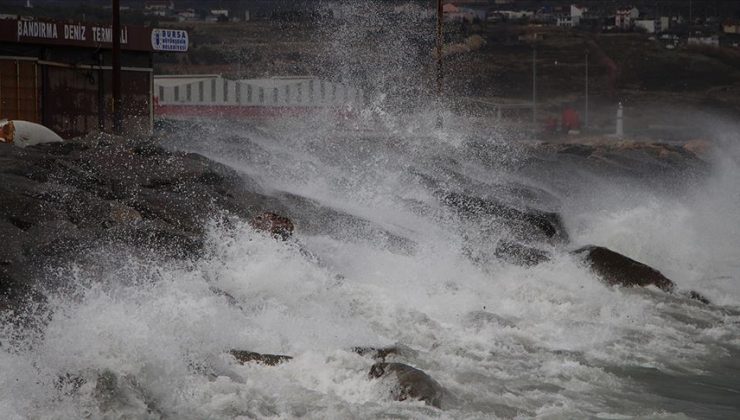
[[249, 211, 294, 240], [229, 350, 293, 366], [0, 135, 279, 314], [442, 192, 568, 244], [574, 245, 675, 292], [494, 241, 551, 266], [369, 362, 445, 409]]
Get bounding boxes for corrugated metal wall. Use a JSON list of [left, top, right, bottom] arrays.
[[0, 58, 40, 122], [44, 66, 151, 138], [0, 56, 152, 139]]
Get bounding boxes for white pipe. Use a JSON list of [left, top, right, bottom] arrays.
[[0, 120, 63, 147]]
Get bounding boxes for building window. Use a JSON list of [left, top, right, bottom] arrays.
[[186, 84, 192, 101], [159, 86, 164, 102], [236, 82, 241, 103], [174, 86, 180, 101], [285, 85, 290, 103], [297, 84, 302, 103], [309, 80, 314, 103], [273, 88, 278, 104], [223, 80, 229, 102], [211, 79, 216, 102], [198, 81, 204, 102], [247, 85, 252, 102], [259, 87, 264, 103]]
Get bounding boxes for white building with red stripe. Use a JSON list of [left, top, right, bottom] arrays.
[[154, 75, 364, 119]]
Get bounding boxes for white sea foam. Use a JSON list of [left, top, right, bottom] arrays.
[[2, 117, 739, 419]]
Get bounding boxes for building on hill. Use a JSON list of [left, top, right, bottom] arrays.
[[144, 1, 174, 17], [723, 20, 740, 34], [570, 4, 587, 25], [635, 19, 657, 33], [615, 6, 639, 30]]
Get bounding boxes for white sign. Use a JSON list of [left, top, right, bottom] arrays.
[[151, 28, 188, 52]]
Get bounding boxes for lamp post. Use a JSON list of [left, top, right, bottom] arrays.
[[584, 51, 589, 129], [112, 0, 122, 134], [436, 0, 443, 128], [532, 45, 537, 136]]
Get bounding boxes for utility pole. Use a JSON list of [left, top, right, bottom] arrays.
[[112, 0, 122, 134], [584, 51, 589, 129], [532, 45, 537, 136], [435, 0, 443, 129]]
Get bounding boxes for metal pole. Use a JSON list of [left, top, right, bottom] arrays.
[[112, 0, 122, 134], [435, 0, 443, 128], [585, 51, 589, 129], [532, 46, 537, 136]]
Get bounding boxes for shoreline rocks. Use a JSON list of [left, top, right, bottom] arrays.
[[0, 135, 277, 313]]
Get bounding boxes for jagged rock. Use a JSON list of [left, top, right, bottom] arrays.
[[249, 211, 295, 240], [94, 369, 162, 417], [574, 245, 710, 304], [442, 192, 568, 244], [274, 192, 416, 254], [574, 245, 675, 292], [0, 136, 278, 313], [369, 362, 444, 409], [494, 241, 551, 266], [229, 350, 293, 366], [686, 290, 711, 305]]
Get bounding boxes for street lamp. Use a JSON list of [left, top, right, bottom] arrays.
[[112, 0, 122, 134], [436, 0, 443, 128]]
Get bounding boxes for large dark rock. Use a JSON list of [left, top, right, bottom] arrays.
[[574, 246, 675, 292], [369, 362, 445, 409], [229, 350, 293, 366], [0, 135, 277, 313], [494, 241, 552, 266], [442, 192, 568, 244]]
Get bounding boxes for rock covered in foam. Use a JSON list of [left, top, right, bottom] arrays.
[[369, 362, 445, 409], [249, 211, 294, 240], [0, 134, 278, 313]]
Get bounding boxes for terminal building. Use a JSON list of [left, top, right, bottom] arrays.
[[0, 18, 188, 138], [154, 75, 364, 120]]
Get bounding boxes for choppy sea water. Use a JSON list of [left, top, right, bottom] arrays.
[[1, 116, 739, 419]]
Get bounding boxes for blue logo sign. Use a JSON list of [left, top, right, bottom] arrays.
[[151, 29, 188, 52]]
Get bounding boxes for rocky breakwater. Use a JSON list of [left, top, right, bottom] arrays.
[[0, 134, 276, 315]]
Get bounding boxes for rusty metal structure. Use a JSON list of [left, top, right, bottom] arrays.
[[0, 17, 188, 138]]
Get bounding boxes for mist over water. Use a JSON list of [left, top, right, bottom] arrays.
[[3, 2, 740, 419]]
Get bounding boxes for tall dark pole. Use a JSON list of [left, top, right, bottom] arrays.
[[584, 51, 589, 129], [532, 45, 537, 136], [435, 0, 443, 128], [112, 0, 122, 134]]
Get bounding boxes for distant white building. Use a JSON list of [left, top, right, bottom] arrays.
[[210, 9, 229, 18], [615, 6, 639, 30], [635, 19, 657, 33], [176, 9, 197, 22], [144, 1, 174, 17], [688, 35, 720, 48], [557, 16, 574, 28], [570, 4, 587, 25]]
